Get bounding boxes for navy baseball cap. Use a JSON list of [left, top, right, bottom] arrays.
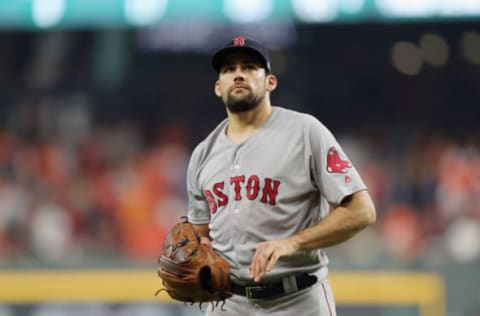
[[211, 36, 272, 73]]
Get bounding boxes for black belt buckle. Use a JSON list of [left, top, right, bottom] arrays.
[[245, 285, 265, 300], [233, 274, 318, 301]]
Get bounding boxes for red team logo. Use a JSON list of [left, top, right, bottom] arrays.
[[204, 175, 280, 214], [233, 36, 246, 46], [204, 190, 218, 214], [326, 147, 352, 174], [203, 148, 351, 214]]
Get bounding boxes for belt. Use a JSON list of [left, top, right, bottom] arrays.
[[231, 274, 318, 301]]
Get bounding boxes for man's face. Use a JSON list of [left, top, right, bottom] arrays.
[[214, 52, 269, 113]]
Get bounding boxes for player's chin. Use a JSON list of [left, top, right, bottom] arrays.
[[226, 93, 246, 103], [229, 90, 249, 99], [226, 100, 258, 113]]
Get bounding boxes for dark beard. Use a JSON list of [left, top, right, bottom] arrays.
[[225, 92, 264, 113]]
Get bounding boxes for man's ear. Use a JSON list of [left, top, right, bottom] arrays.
[[266, 74, 277, 92], [214, 80, 222, 97]]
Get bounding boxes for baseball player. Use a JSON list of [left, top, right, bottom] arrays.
[[187, 36, 376, 316]]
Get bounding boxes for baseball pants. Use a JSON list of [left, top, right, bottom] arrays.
[[206, 279, 336, 316]]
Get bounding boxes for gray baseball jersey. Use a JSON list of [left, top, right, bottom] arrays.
[[187, 106, 366, 283]]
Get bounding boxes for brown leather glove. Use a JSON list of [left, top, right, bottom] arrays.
[[157, 217, 232, 309]]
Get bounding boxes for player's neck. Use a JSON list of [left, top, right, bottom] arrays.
[[226, 102, 272, 144]]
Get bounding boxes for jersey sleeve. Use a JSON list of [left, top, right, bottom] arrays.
[[305, 116, 367, 205], [186, 143, 210, 224]]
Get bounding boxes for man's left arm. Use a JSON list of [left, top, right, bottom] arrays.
[[250, 190, 376, 282]]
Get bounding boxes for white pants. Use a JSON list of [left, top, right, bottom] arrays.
[[207, 280, 336, 316]]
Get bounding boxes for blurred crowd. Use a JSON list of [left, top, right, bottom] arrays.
[[0, 94, 479, 268], [333, 129, 480, 267], [0, 95, 190, 265]]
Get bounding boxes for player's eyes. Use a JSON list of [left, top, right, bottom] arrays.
[[222, 66, 235, 73], [221, 64, 257, 73]]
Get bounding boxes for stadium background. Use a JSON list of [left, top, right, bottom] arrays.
[[0, 0, 479, 315]]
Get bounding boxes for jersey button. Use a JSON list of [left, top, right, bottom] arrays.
[[233, 208, 240, 214], [233, 164, 240, 170]]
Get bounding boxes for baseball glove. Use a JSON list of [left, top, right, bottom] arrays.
[[156, 217, 232, 310]]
